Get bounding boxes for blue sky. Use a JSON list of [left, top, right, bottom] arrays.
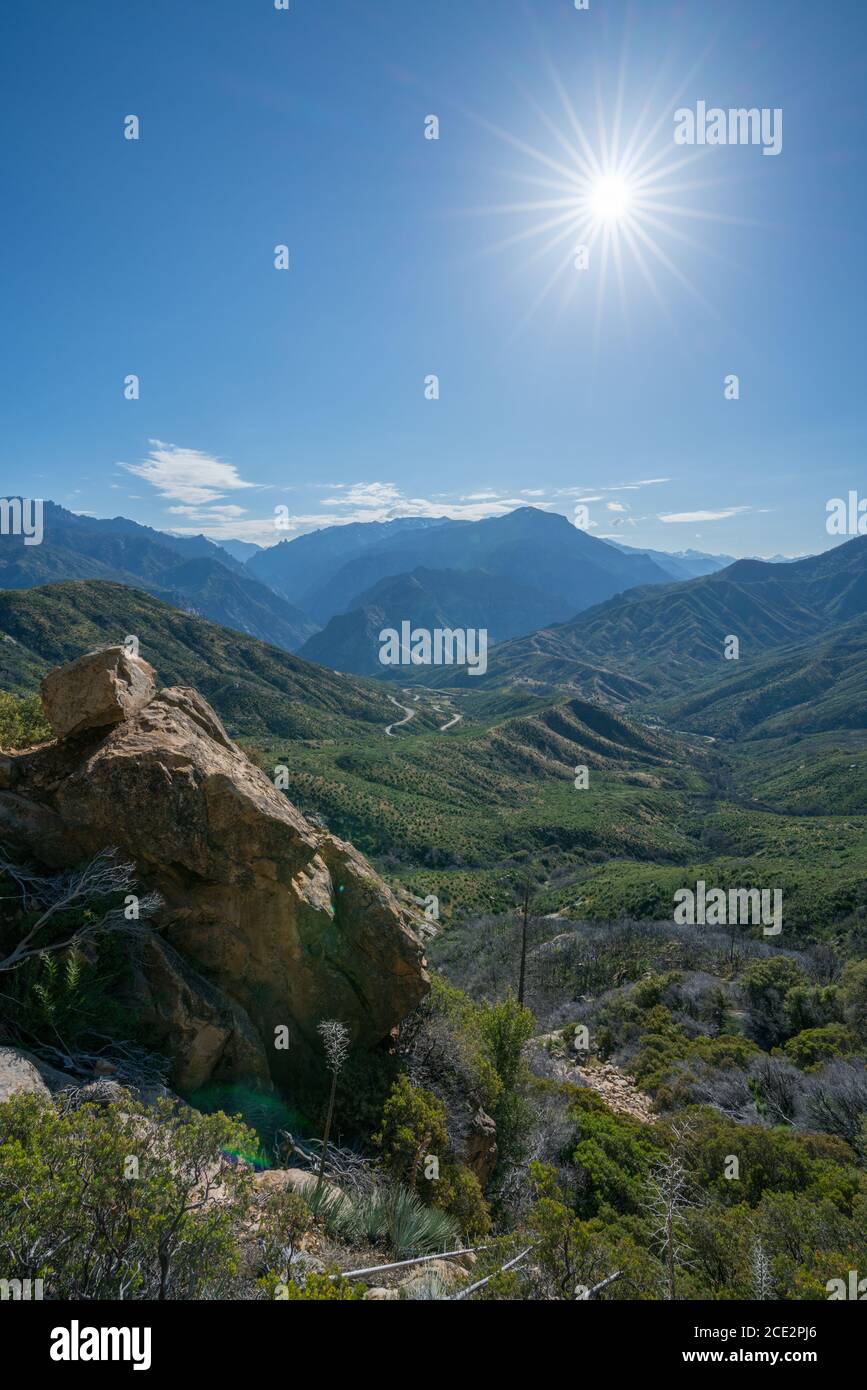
[[1, 0, 864, 556]]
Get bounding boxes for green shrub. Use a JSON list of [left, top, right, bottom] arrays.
[[435, 1163, 491, 1241], [783, 1024, 859, 1071], [1, 938, 133, 1051], [476, 991, 536, 1172], [570, 1091, 663, 1217], [279, 1270, 365, 1300], [839, 960, 867, 1043], [741, 956, 808, 1046], [0, 1091, 256, 1299], [784, 983, 841, 1035], [374, 1075, 450, 1190], [477, 991, 535, 1094], [632, 971, 683, 1010], [0, 691, 51, 749]]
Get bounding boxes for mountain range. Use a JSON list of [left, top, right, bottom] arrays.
[[296, 565, 575, 676], [2, 503, 739, 675], [443, 536, 867, 697], [251, 507, 674, 631], [4, 497, 848, 711], [0, 502, 316, 652]]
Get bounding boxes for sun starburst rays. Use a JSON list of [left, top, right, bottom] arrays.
[[459, 56, 749, 345]]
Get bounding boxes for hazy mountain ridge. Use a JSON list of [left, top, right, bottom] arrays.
[[0, 501, 316, 651], [457, 537, 867, 696], [607, 540, 734, 580], [250, 506, 674, 627], [297, 565, 575, 675]]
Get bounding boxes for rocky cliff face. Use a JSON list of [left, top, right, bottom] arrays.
[[0, 647, 429, 1092]]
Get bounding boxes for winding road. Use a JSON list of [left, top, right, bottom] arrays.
[[383, 689, 464, 737], [439, 711, 463, 732], [385, 696, 416, 737]]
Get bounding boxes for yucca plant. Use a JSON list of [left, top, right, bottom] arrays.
[[349, 1185, 391, 1244], [380, 1185, 460, 1255], [399, 1269, 453, 1301], [302, 1179, 358, 1240]]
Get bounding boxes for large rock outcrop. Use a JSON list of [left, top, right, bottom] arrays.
[[0, 648, 429, 1091], [41, 645, 156, 738]]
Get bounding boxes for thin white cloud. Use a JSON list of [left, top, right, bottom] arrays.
[[615, 478, 671, 490], [314, 481, 536, 524], [119, 441, 260, 506], [659, 507, 750, 524], [553, 478, 671, 498], [168, 504, 248, 520]]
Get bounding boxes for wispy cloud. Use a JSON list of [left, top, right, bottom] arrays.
[[552, 478, 671, 498], [144, 450, 751, 550], [167, 504, 248, 520], [314, 481, 531, 524], [659, 507, 750, 524], [119, 441, 260, 506]]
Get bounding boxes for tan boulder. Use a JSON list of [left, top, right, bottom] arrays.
[[40, 645, 156, 738], [253, 1168, 346, 1206], [0, 1047, 51, 1102], [0, 669, 429, 1092]]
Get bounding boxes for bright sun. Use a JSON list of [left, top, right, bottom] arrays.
[[588, 173, 633, 222], [464, 45, 738, 340]]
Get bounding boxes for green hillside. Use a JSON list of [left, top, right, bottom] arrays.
[[0, 581, 392, 741], [651, 614, 867, 741], [459, 536, 867, 697]]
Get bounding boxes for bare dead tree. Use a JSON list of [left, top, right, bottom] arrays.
[[0, 846, 162, 974], [315, 1020, 351, 1195], [282, 1133, 375, 1197], [751, 1235, 775, 1301], [643, 1120, 698, 1301]]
